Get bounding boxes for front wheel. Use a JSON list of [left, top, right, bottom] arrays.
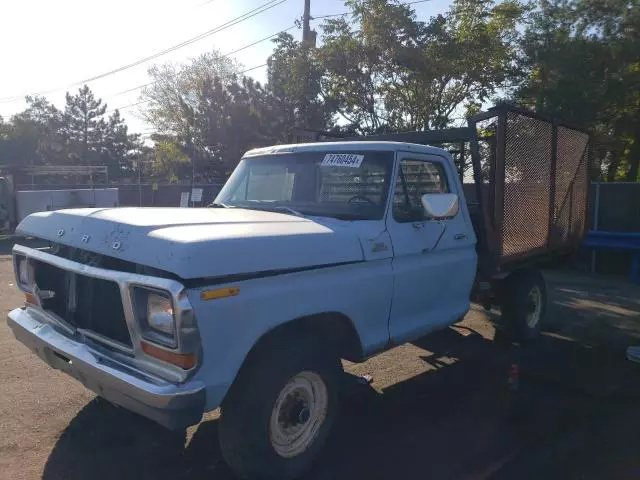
[[499, 269, 547, 342], [218, 333, 341, 479]]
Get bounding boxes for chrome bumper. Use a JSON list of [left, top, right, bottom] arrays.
[[7, 307, 205, 430]]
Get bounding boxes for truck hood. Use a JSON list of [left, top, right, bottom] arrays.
[[16, 207, 367, 279]]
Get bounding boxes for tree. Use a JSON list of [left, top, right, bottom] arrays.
[[101, 110, 145, 180], [140, 50, 241, 140], [189, 75, 292, 175], [0, 88, 145, 181], [148, 140, 190, 183], [0, 116, 11, 143], [6, 96, 66, 166], [514, 0, 640, 181], [63, 85, 108, 164], [317, 0, 525, 133], [268, 33, 333, 131], [140, 51, 294, 177]]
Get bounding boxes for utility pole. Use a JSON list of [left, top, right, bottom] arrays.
[[302, 0, 311, 44], [300, 0, 315, 132]]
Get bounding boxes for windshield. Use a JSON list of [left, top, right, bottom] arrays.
[[215, 150, 394, 220]]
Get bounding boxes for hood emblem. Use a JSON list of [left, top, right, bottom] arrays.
[[57, 229, 65, 237], [81, 235, 90, 244], [112, 241, 121, 251]]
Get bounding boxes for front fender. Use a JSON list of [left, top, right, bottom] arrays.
[[186, 260, 393, 411]]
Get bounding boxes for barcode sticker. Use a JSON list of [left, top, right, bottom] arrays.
[[321, 153, 364, 168]]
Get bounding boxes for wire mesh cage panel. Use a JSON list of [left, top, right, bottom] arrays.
[[501, 112, 553, 258], [466, 106, 591, 268], [553, 127, 590, 245], [569, 146, 589, 240]]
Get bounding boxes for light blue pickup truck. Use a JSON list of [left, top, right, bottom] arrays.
[[7, 106, 589, 479]]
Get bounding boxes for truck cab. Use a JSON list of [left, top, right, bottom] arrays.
[[214, 142, 478, 344]]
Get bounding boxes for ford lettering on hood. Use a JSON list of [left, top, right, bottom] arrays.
[[16, 207, 366, 279]]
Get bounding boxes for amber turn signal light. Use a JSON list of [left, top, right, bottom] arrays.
[[25, 292, 38, 305], [140, 341, 197, 369]]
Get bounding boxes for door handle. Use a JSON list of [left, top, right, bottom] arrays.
[[454, 233, 467, 240]]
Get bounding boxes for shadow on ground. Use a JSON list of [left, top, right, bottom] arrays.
[[41, 272, 640, 480], [41, 332, 640, 479], [546, 271, 640, 349]]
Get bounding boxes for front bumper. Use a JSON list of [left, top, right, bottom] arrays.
[[8, 307, 205, 430]]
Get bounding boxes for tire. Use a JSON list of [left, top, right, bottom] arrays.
[[499, 269, 547, 342], [218, 331, 341, 480]]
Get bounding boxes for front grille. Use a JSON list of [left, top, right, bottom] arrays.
[[33, 259, 132, 347]]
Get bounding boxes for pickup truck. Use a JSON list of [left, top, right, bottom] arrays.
[[7, 106, 589, 479]]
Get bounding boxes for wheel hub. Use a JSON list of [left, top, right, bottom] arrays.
[[269, 371, 329, 458], [525, 285, 543, 329], [280, 397, 310, 427], [298, 406, 311, 424]]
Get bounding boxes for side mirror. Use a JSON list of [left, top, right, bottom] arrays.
[[421, 193, 459, 219]]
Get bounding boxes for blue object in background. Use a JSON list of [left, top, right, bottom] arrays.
[[583, 230, 640, 284]]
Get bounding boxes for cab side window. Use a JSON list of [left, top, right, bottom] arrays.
[[393, 159, 449, 222]]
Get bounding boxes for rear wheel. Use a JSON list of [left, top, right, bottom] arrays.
[[218, 333, 341, 479], [499, 269, 547, 341]]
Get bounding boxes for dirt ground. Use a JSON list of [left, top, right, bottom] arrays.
[[2, 240, 640, 480]]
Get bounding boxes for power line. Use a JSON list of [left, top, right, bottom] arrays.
[[312, 13, 347, 19], [312, 0, 432, 20], [107, 100, 148, 114], [1, 0, 430, 111], [224, 25, 296, 57], [240, 63, 268, 74], [116, 83, 154, 96], [112, 24, 297, 98], [108, 63, 269, 113], [0, 0, 289, 104], [79, 0, 286, 84], [113, 0, 428, 98]]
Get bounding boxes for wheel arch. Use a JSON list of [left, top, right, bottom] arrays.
[[220, 311, 363, 406]]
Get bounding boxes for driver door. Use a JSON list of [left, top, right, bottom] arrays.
[[386, 152, 477, 344]]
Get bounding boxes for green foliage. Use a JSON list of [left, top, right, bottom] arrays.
[[314, 0, 525, 132], [3, 96, 66, 166], [63, 85, 107, 163], [0, 86, 143, 180], [141, 51, 294, 177], [148, 140, 190, 183], [268, 33, 333, 130], [141, 51, 241, 140], [515, 0, 640, 181], [101, 110, 145, 180]]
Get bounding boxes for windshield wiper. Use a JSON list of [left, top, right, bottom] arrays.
[[271, 206, 305, 217], [209, 202, 232, 208], [307, 212, 372, 220], [234, 203, 307, 218]]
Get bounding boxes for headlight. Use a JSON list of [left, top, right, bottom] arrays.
[[14, 255, 31, 290], [18, 258, 29, 285], [148, 293, 174, 335], [132, 287, 177, 348]]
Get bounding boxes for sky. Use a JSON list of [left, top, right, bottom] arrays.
[[0, 0, 453, 134]]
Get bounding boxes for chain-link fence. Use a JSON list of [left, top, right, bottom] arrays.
[[14, 183, 224, 208]]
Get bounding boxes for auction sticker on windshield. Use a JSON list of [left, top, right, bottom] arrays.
[[321, 153, 365, 168]]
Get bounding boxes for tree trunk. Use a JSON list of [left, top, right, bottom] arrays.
[[626, 128, 640, 182], [83, 121, 88, 164], [606, 151, 621, 182]]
